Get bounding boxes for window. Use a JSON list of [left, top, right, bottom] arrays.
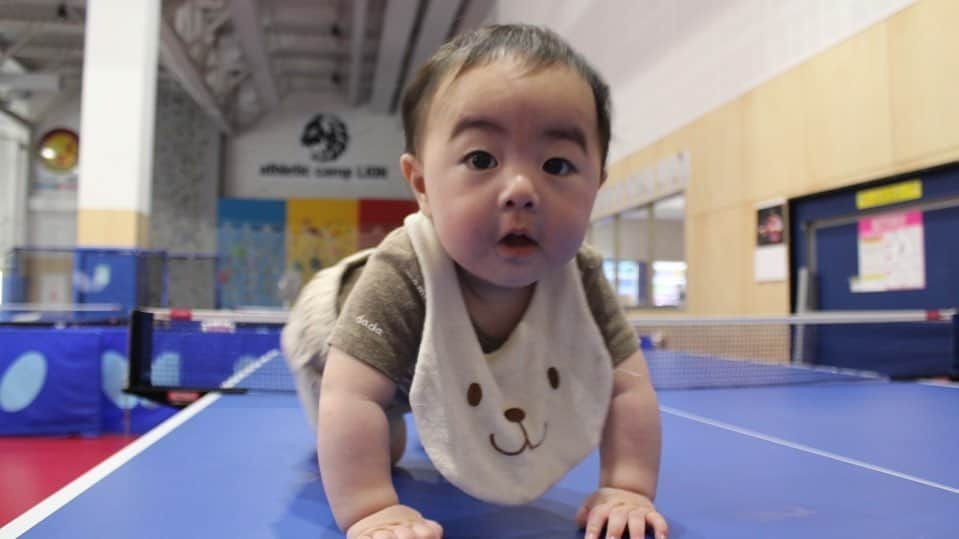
[[589, 194, 686, 309], [652, 260, 686, 307], [603, 259, 646, 307]]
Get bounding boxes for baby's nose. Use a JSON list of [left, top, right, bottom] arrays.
[[504, 408, 526, 423], [499, 173, 539, 210]]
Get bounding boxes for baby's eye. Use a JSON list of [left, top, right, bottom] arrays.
[[543, 157, 576, 176], [547, 367, 560, 389], [464, 151, 498, 170], [467, 382, 483, 406]]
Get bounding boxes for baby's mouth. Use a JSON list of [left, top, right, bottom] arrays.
[[499, 233, 538, 248]]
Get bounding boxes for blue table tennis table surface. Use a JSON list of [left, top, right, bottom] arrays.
[[5, 360, 958, 538]]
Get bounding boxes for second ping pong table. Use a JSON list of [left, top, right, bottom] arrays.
[[4, 352, 957, 538]]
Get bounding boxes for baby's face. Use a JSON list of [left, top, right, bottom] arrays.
[[410, 59, 604, 289]]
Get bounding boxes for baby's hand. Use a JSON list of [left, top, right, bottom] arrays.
[[346, 504, 443, 539], [576, 487, 668, 539]]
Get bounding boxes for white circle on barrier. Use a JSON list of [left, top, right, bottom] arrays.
[[101, 351, 139, 410], [153, 352, 181, 386], [0, 351, 48, 413]]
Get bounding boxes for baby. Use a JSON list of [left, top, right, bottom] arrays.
[[282, 24, 667, 539]]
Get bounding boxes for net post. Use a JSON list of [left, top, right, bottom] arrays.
[[791, 267, 814, 364], [951, 311, 959, 381], [126, 309, 154, 393]]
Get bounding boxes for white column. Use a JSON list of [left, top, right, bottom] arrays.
[[0, 121, 28, 254], [76, 0, 160, 246]]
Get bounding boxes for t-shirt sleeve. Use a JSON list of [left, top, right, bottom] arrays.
[[577, 245, 639, 366], [327, 229, 424, 393]]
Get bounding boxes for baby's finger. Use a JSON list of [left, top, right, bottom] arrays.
[[646, 510, 669, 539], [583, 504, 611, 539], [627, 511, 648, 539], [604, 506, 630, 539], [411, 520, 442, 539], [392, 526, 415, 539], [371, 530, 396, 539], [576, 492, 599, 527], [575, 503, 590, 527], [426, 518, 444, 537]]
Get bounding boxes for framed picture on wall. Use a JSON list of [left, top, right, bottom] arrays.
[[756, 202, 786, 246], [755, 198, 788, 282]]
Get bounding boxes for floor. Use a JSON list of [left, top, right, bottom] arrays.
[[0, 434, 136, 526]]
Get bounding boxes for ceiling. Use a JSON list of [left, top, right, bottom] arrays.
[[0, 0, 494, 133]]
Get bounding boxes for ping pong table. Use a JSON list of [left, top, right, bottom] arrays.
[[3, 351, 957, 538]]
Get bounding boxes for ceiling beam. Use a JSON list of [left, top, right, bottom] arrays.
[[269, 22, 336, 38], [228, 0, 279, 111], [399, 0, 461, 106], [0, 72, 61, 92], [0, 14, 84, 30], [407, 0, 462, 69], [6, 45, 83, 62], [0, 102, 33, 130], [454, 0, 494, 34], [157, 15, 232, 134], [347, 0, 368, 107], [0, 22, 43, 66], [273, 50, 346, 62], [368, 0, 418, 113]]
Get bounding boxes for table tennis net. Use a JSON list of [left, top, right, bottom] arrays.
[[635, 310, 957, 389], [125, 308, 958, 406], [0, 302, 127, 325]]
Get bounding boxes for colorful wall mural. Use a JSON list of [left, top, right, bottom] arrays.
[[217, 198, 417, 308]]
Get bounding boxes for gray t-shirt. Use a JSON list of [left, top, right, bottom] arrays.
[[328, 226, 638, 397]]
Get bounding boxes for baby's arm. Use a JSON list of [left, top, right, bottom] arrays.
[[318, 346, 442, 538], [578, 350, 668, 539]]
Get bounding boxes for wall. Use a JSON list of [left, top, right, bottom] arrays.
[[29, 97, 80, 248], [150, 79, 220, 254], [225, 93, 413, 201], [15, 81, 222, 305], [150, 79, 221, 308], [0, 116, 29, 268], [494, 0, 916, 164], [604, 0, 959, 315], [25, 81, 222, 252]]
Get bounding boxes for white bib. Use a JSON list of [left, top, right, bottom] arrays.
[[406, 212, 613, 505]]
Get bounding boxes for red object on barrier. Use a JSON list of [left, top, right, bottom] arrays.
[[167, 391, 201, 405], [169, 309, 192, 321]]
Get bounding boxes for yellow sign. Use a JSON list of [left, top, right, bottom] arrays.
[[855, 179, 922, 209]]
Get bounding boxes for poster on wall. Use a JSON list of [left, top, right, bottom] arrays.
[[217, 198, 418, 308], [285, 199, 359, 283], [216, 199, 286, 308], [754, 199, 787, 282], [850, 211, 925, 293]]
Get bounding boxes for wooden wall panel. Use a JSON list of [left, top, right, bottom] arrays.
[[741, 68, 809, 201], [605, 0, 959, 316], [684, 103, 745, 217], [802, 23, 894, 188], [685, 205, 750, 315], [888, 0, 959, 166]]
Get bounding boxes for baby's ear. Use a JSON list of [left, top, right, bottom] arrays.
[[401, 153, 431, 217]]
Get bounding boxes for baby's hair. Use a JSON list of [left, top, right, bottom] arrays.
[[400, 24, 611, 170]]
